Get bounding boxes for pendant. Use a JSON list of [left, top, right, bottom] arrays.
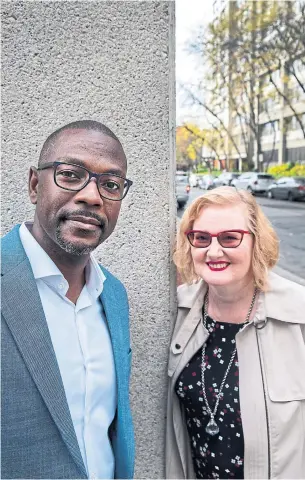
[[205, 417, 219, 436]]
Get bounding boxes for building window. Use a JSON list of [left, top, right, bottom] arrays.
[[261, 96, 278, 113], [271, 69, 281, 85], [260, 120, 279, 137], [292, 59, 305, 77], [286, 115, 305, 132]]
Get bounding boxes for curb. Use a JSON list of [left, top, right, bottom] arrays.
[[273, 265, 305, 286]]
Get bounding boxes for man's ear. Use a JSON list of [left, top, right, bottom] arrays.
[[29, 167, 39, 205]]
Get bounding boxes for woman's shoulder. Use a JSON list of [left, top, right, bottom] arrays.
[[267, 270, 305, 298], [265, 271, 305, 325]]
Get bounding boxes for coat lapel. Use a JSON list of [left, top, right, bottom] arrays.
[[1, 228, 87, 478]]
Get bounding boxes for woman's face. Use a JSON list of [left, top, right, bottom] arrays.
[[190, 203, 254, 288]]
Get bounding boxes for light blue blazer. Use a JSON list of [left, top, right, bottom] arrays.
[[1, 225, 135, 479]]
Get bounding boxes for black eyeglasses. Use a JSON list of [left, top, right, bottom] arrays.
[[185, 230, 252, 248], [37, 161, 133, 201]]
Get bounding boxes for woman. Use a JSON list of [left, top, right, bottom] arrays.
[[166, 186, 305, 479]]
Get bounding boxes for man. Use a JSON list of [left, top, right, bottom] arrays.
[[1, 120, 135, 479]]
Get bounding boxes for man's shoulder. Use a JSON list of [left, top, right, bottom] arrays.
[[98, 264, 128, 295], [2, 224, 22, 248], [97, 265, 130, 323], [1, 225, 26, 275]]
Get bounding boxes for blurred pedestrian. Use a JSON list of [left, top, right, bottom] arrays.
[[166, 186, 305, 479], [1, 120, 134, 479]]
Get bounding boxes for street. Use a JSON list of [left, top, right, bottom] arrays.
[[178, 188, 305, 284]]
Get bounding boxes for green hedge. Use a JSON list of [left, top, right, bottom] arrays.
[[194, 168, 221, 177], [194, 164, 305, 178], [267, 163, 305, 177]]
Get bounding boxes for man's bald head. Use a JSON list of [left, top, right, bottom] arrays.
[[39, 120, 124, 166]]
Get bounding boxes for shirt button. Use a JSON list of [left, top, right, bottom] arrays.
[[58, 283, 65, 289], [175, 343, 181, 350]]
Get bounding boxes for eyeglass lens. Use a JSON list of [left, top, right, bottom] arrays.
[[188, 231, 243, 248], [55, 163, 127, 200]]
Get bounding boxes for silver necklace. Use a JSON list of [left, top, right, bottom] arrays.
[[201, 288, 257, 436]]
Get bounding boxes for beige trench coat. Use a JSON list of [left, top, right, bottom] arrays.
[[166, 272, 305, 479]]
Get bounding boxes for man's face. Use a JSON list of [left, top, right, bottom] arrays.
[[29, 128, 127, 256]]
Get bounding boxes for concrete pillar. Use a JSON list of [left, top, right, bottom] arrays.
[[1, 1, 176, 477]]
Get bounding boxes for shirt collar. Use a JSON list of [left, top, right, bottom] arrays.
[[19, 222, 106, 299], [85, 254, 106, 299]]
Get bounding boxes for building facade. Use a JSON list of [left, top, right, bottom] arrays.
[[209, 0, 305, 171]]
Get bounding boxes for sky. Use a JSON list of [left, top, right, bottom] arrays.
[[176, 0, 214, 125]]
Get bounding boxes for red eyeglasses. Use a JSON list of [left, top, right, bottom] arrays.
[[185, 230, 252, 248]]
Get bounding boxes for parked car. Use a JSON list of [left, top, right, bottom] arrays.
[[176, 173, 190, 209], [230, 177, 239, 188], [198, 174, 214, 190], [233, 172, 274, 194], [267, 176, 305, 201], [213, 172, 240, 187], [189, 173, 199, 187]]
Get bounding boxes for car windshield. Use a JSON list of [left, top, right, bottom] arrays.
[[258, 174, 273, 179], [176, 176, 189, 184], [295, 177, 305, 185]]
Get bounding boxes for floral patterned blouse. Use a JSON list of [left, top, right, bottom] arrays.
[[175, 315, 246, 479]]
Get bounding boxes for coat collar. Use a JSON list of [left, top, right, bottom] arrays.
[[177, 271, 305, 325]]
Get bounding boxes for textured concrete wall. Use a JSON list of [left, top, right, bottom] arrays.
[[1, 2, 176, 477]]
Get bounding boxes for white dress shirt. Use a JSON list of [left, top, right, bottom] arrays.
[[19, 222, 117, 479]]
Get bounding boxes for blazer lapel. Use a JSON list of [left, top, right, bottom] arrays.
[[100, 277, 128, 381], [1, 232, 87, 478]]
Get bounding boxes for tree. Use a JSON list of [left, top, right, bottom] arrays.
[[176, 123, 205, 170], [183, 0, 305, 170]]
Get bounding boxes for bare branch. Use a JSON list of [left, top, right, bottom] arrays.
[[181, 86, 244, 159]]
